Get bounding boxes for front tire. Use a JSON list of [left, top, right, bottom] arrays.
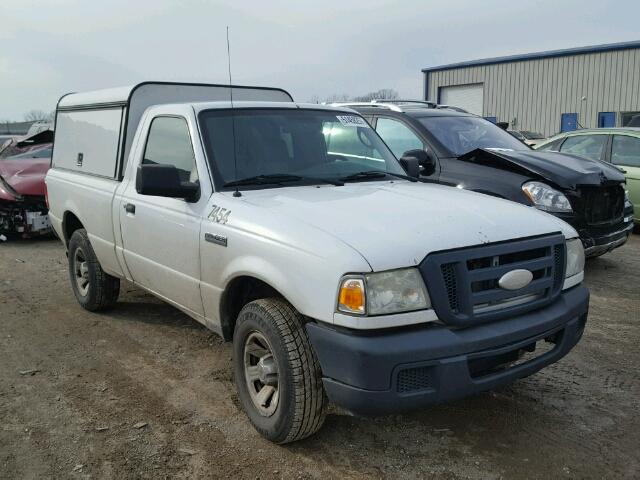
[[233, 298, 326, 443], [68, 229, 120, 311]]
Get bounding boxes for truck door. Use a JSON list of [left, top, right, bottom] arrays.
[[118, 114, 206, 317]]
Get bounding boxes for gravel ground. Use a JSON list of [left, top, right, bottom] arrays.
[[1, 234, 639, 479]]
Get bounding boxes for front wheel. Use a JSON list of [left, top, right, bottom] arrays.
[[68, 229, 120, 311], [233, 298, 326, 443]]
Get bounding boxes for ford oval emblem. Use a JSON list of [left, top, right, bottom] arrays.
[[498, 269, 533, 291]]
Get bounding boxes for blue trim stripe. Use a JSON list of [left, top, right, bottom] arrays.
[[422, 40, 640, 73]]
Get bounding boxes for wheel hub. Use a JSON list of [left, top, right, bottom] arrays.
[[73, 248, 90, 297], [244, 331, 279, 417]]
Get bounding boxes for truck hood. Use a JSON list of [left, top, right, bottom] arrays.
[[238, 181, 576, 271], [0, 158, 50, 200], [459, 148, 626, 190]]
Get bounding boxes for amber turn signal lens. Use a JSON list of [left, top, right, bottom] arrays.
[[338, 278, 365, 314]]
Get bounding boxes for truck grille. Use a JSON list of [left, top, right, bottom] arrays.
[[420, 234, 566, 327], [578, 185, 624, 225]]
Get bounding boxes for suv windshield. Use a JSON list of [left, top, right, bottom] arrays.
[[199, 108, 405, 189], [418, 116, 529, 156]]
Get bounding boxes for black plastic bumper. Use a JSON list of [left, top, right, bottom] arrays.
[[559, 205, 635, 257], [306, 285, 589, 416]]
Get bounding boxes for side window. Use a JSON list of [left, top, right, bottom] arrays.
[[323, 122, 385, 161], [143, 117, 198, 183], [611, 135, 640, 167], [375, 117, 425, 158], [559, 134, 607, 161]]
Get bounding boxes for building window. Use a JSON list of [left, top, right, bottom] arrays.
[[621, 112, 640, 127]]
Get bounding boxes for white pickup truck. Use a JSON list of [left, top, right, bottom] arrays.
[[46, 82, 589, 443]]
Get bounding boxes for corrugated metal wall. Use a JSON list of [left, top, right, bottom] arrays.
[[425, 48, 640, 137]]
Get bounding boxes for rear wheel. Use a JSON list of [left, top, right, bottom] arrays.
[[233, 298, 326, 443], [68, 229, 120, 311]]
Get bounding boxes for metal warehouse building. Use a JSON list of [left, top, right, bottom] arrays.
[[422, 40, 640, 137]]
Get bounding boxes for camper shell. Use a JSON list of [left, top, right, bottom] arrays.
[[52, 81, 293, 180]]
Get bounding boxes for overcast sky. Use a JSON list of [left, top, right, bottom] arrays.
[[1, 0, 639, 120]]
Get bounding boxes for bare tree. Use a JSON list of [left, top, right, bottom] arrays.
[[315, 89, 400, 104], [352, 88, 400, 102], [23, 110, 50, 122], [324, 93, 350, 103], [24, 110, 55, 122]]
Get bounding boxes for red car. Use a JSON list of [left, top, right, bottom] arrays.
[[0, 144, 53, 238]]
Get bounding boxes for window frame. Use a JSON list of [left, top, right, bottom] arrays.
[[140, 114, 199, 183]]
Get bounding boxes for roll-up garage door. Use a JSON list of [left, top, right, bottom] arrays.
[[439, 83, 483, 116]]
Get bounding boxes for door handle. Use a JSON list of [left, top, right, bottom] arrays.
[[124, 203, 136, 214]]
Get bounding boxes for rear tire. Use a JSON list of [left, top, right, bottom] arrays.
[[233, 298, 326, 443], [68, 229, 120, 311]]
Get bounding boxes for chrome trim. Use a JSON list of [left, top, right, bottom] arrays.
[[333, 308, 439, 330], [562, 272, 584, 290], [474, 293, 542, 314], [584, 229, 631, 256]]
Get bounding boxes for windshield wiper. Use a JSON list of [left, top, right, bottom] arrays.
[[339, 170, 417, 182], [224, 173, 343, 188]]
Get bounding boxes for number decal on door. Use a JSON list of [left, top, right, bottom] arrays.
[[208, 205, 231, 224]]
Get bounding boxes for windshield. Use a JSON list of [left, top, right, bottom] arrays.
[[199, 108, 405, 189], [418, 116, 529, 156]]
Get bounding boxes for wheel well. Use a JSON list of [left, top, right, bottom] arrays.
[[220, 276, 284, 341], [63, 212, 84, 246]]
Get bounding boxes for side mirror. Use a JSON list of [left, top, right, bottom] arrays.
[[399, 157, 420, 178], [136, 163, 200, 202], [402, 149, 436, 176]]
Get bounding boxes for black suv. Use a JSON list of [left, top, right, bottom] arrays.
[[344, 101, 634, 257]]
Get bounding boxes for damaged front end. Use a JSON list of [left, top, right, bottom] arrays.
[[0, 197, 51, 238], [0, 168, 51, 239], [459, 148, 634, 257]]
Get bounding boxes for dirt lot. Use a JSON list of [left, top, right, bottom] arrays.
[[1, 235, 639, 479]]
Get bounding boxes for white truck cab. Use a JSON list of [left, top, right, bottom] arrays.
[[47, 82, 589, 443]]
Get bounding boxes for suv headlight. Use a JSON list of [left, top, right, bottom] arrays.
[[522, 181, 573, 213], [337, 268, 431, 316], [565, 238, 585, 278]]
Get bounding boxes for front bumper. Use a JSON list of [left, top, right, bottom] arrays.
[[0, 198, 52, 237], [556, 207, 634, 257], [306, 285, 589, 416]]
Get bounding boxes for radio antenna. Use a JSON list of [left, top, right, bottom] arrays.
[[227, 26, 241, 197]]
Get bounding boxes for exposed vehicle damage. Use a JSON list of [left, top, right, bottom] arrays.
[[0, 141, 52, 238], [459, 148, 634, 256]]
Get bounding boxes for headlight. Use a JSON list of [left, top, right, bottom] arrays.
[[565, 238, 585, 278], [522, 181, 573, 212], [337, 268, 431, 316]]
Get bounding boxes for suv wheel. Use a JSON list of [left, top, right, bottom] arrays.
[[233, 298, 326, 443]]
